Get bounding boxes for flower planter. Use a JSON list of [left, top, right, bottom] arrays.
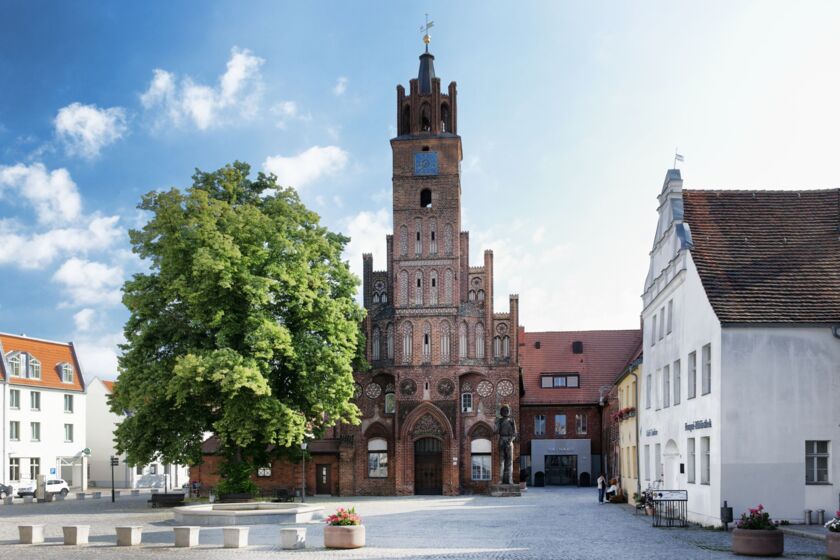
[[827, 532, 840, 560], [324, 525, 365, 549], [731, 528, 783, 557]]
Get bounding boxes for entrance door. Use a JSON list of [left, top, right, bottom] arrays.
[[316, 464, 331, 495], [414, 438, 442, 495], [545, 455, 578, 486]]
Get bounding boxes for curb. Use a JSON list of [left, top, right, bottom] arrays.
[[779, 526, 827, 542]]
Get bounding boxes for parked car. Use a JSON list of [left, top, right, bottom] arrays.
[[0, 483, 12, 499], [16, 479, 70, 497]]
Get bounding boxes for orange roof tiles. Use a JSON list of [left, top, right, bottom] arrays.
[[102, 380, 115, 393], [0, 333, 86, 392]]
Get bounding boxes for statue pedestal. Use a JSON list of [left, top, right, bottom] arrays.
[[489, 484, 521, 497]]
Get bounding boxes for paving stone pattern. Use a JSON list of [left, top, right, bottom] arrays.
[[0, 487, 827, 558]]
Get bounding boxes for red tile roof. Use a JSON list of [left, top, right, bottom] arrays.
[[683, 189, 840, 324], [520, 329, 642, 405], [0, 333, 86, 392], [102, 380, 115, 393]]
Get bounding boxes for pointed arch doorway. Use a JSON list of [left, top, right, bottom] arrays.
[[414, 437, 443, 495]]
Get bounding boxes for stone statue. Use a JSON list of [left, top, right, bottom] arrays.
[[495, 404, 517, 485]]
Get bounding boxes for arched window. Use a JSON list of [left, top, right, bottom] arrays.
[[384, 392, 396, 414], [414, 270, 423, 306], [372, 292, 380, 304], [399, 225, 408, 256], [461, 391, 473, 413], [471, 438, 491, 480], [444, 224, 454, 255], [381, 292, 388, 303], [429, 218, 437, 254], [444, 269, 454, 304], [441, 103, 451, 133], [368, 438, 388, 478], [386, 323, 394, 359], [7, 354, 21, 377], [60, 363, 73, 383], [422, 322, 431, 363], [372, 327, 381, 361], [401, 104, 411, 135], [429, 270, 438, 305], [28, 356, 41, 379], [475, 323, 485, 359], [415, 218, 422, 255], [468, 290, 476, 302], [477, 289, 485, 302], [459, 322, 468, 359], [399, 270, 408, 305], [402, 322, 413, 363], [440, 321, 451, 363], [502, 336, 510, 358], [420, 102, 431, 132], [493, 336, 502, 358], [420, 189, 432, 208]]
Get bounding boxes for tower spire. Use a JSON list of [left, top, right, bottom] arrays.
[[419, 14, 434, 53]]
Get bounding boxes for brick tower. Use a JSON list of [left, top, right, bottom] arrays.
[[340, 41, 520, 496]]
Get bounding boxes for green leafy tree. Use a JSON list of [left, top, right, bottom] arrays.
[[111, 162, 365, 491]]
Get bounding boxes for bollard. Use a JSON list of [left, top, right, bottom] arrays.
[[804, 509, 812, 525], [113, 490, 121, 498], [22, 496, 33, 504], [116, 526, 143, 546], [818, 509, 826, 525], [174, 526, 200, 548], [131, 489, 140, 496], [76, 492, 86, 500], [280, 527, 307, 549], [3, 496, 13, 505], [223, 526, 249, 548], [19, 525, 44, 544], [62, 525, 90, 545]]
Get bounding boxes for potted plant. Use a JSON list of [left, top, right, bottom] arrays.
[[324, 507, 365, 549], [731, 504, 783, 557], [643, 491, 655, 516], [825, 510, 840, 559]]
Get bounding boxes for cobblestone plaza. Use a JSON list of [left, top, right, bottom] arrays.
[[0, 488, 826, 559]]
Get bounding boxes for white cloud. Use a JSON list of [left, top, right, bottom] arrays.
[[74, 332, 124, 379], [141, 47, 265, 130], [271, 101, 311, 129], [532, 225, 546, 244], [333, 77, 348, 96], [73, 308, 96, 331], [342, 208, 391, 287], [0, 214, 121, 269], [52, 258, 124, 307], [263, 145, 348, 190], [54, 102, 128, 159], [0, 163, 82, 224]]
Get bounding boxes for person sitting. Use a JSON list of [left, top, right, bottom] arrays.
[[605, 479, 619, 501]]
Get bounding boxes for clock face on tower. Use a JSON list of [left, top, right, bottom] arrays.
[[414, 152, 439, 176]]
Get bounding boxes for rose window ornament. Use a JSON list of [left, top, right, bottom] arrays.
[[353, 383, 363, 399], [476, 380, 493, 398], [436, 378, 454, 397], [399, 378, 417, 396], [497, 379, 514, 397], [364, 383, 382, 399]]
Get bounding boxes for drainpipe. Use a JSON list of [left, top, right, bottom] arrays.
[[631, 370, 641, 498]]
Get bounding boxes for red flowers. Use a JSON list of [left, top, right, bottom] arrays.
[[738, 504, 775, 530], [326, 506, 362, 526]]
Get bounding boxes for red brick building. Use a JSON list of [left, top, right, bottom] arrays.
[[518, 329, 641, 487]]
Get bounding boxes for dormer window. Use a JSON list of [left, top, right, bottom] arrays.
[[28, 356, 41, 379], [7, 353, 22, 377], [60, 363, 74, 384]]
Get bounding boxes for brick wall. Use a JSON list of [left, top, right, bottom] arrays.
[[519, 405, 602, 456]]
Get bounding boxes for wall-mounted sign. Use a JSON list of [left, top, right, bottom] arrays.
[[684, 419, 712, 432], [645, 429, 658, 437], [653, 490, 688, 501]]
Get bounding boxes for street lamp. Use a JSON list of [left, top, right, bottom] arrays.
[[301, 441, 309, 503]]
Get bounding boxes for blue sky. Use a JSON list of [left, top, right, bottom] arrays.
[[2, 1, 840, 379]]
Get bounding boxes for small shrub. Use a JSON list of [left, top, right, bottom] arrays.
[[737, 504, 776, 530]]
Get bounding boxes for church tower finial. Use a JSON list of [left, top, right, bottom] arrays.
[[420, 14, 434, 53]]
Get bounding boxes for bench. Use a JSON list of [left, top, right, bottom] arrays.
[[18, 524, 44, 544], [148, 493, 185, 508], [116, 526, 143, 546], [174, 526, 200, 548], [218, 492, 253, 503], [271, 488, 295, 503], [63, 525, 90, 545], [223, 526, 249, 548]]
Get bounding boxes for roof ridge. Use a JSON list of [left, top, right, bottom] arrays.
[[684, 187, 840, 194], [0, 332, 72, 346]]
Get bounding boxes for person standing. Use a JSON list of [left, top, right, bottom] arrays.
[[597, 473, 606, 504]]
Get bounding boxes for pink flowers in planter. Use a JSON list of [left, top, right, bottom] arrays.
[[825, 511, 840, 533], [738, 504, 777, 530], [326, 507, 362, 526]]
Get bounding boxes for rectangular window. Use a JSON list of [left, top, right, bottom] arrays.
[[667, 299, 673, 334], [257, 465, 272, 477], [687, 438, 696, 483], [688, 351, 697, 399], [555, 414, 566, 435], [541, 376, 552, 388], [646, 373, 652, 409], [9, 389, 20, 409], [30, 422, 40, 442], [30, 391, 40, 411], [644, 445, 651, 481], [10, 421, 20, 441], [806, 441, 830, 484], [368, 452, 388, 478], [575, 413, 587, 435], [701, 436, 710, 485], [655, 369, 661, 410], [655, 443, 662, 481], [701, 344, 712, 395], [136, 465, 143, 475], [534, 415, 546, 436], [9, 458, 20, 482], [673, 360, 681, 406], [659, 306, 665, 339], [461, 392, 473, 413], [471, 454, 491, 480], [64, 424, 74, 443], [64, 394, 74, 413], [651, 315, 657, 346], [30, 457, 40, 479], [663, 365, 670, 408], [540, 374, 580, 388]]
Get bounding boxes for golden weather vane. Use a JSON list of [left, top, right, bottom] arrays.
[[419, 13, 434, 51]]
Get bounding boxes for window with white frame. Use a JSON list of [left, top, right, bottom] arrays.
[[659, 306, 665, 339], [646, 372, 652, 409], [673, 359, 681, 405], [471, 438, 492, 480], [655, 369, 662, 409], [701, 344, 711, 395], [30, 391, 40, 411], [651, 315, 657, 346], [687, 438, 696, 483], [540, 374, 580, 388], [575, 413, 587, 435], [29, 457, 40, 479], [60, 363, 73, 383], [655, 443, 662, 481], [644, 444, 651, 480], [30, 422, 40, 442], [150, 464, 157, 475], [806, 441, 830, 484], [384, 392, 396, 414], [534, 415, 546, 436], [9, 389, 20, 409], [663, 365, 670, 408], [257, 465, 272, 477], [8, 354, 22, 377], [9, 458, 20, 481], [367, 438, 388, 478], [700, 436, 710, 484], [667, 299, 673, 334], [28, 356, 41, 379], [10, 421, 20, 441], [461, 392, 473, 413], [555, 414, 567, 435], [64, 424, 74, 443], [64, 394, 74, 413], [688, 351, 697, 399]]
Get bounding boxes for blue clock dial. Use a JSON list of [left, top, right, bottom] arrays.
[[414, 152, 439, 176]]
